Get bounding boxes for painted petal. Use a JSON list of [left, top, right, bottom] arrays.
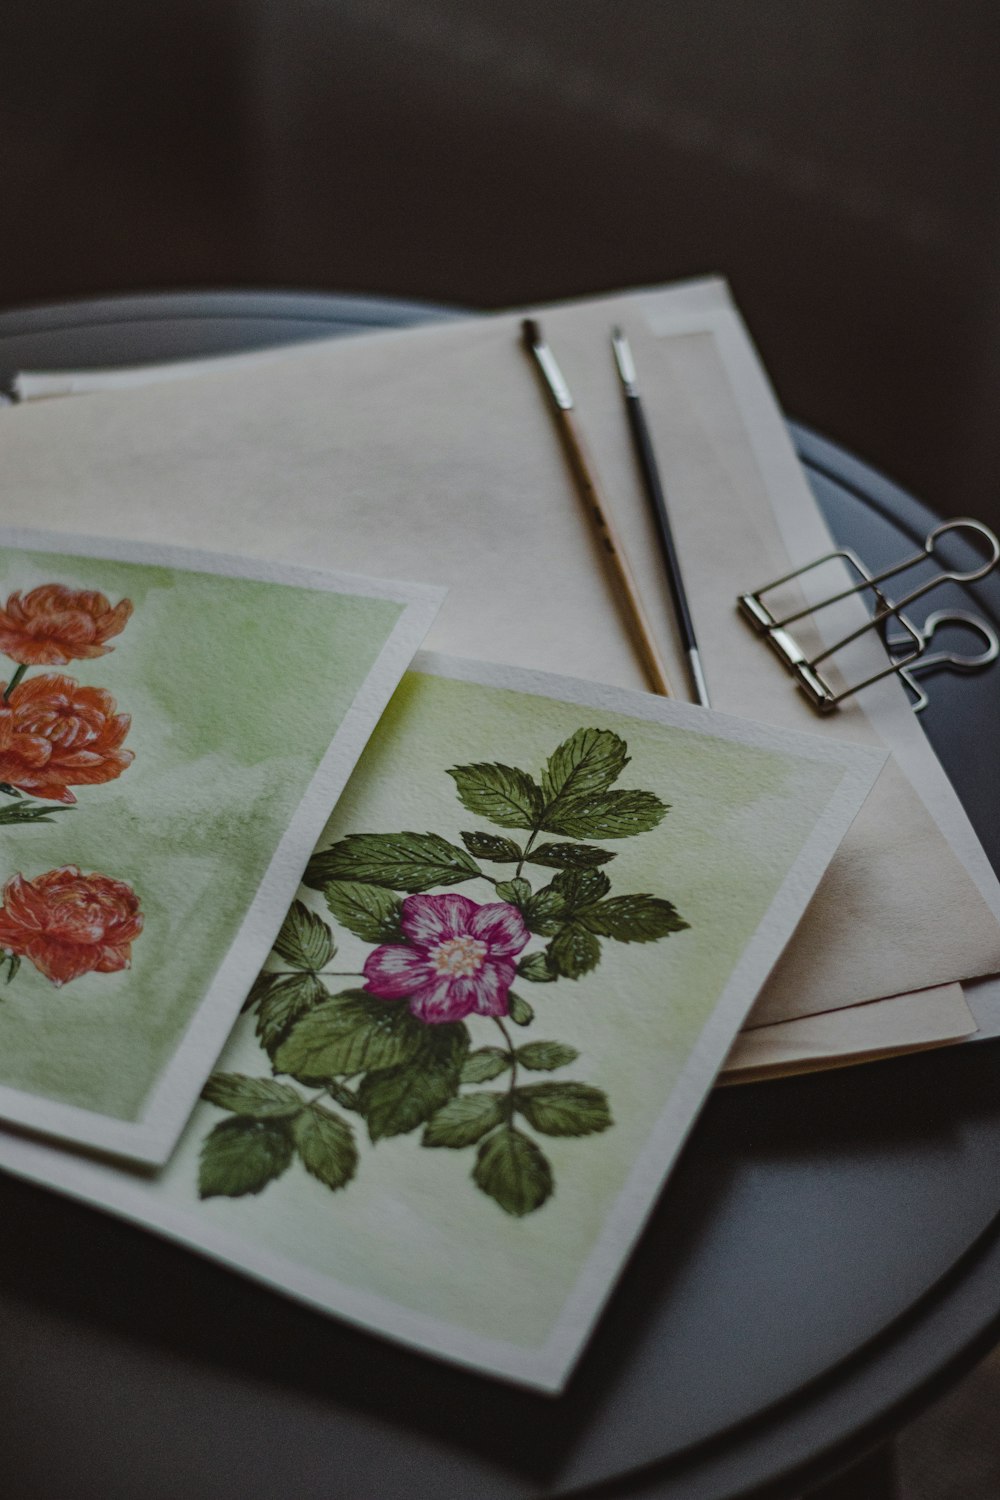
[[407, 975, 476, 1024], [467, 901, 531, 957], [399, 892, 478, 950], [362, 943, 434, 999], [25, 936, 99, 985], [94, 943, 131, 973], [2, 874, 49, 931], [468, 958, 516, 1017]]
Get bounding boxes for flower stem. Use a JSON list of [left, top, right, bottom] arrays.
[[2, 663, 28, 702], [495, 1015, 518, 1119], [514, 830, 540, 882]]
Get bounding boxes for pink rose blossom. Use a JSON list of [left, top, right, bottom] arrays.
[[363, 893, 530, 1024]]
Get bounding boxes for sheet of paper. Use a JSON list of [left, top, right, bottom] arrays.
[[0, 529, 440, 1162], [720, 984, 975, 1083], [1, 292, 997, 1032], [0, 653, 883, 1390]]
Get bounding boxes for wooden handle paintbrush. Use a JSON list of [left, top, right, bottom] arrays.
[[521, 318, 673, 696]]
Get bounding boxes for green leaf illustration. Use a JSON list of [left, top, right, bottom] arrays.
[[0, 799, 74, 826], [526, 842, 616, 869], [549, 867, 612, 913], [198, 1116, 295, 1199], [324, 880, 404, 943], [3, 953, 20, 985], [358, 1024, 469, 1141], [254, 972, 329, 1055], [517, 951, 558, 984], [460, 831, 523, 863], [423, 1092, 507, 1148], [581, 894, 690, 942], [461, 1047, 511, 1083], [515, 1082, 613, 1136], [494, 877, 532, 908], [548, 923, 601, 979], [242, 968, 282, 1014], [304, 832, 481, 892], [446, 762, 544, 830], [507, 991, 535, 1025], [273, 993, 425, 1082], [541, 788, 668, 840], [541, 727, 629, 808], [272, 899, 336, 970], [515, 1042, 579, 1072], [292, 1103, 358, 1191], [473, 1128, 554, 1216], [201, 1073, 304, 1118], [521, 884, 568, 935]]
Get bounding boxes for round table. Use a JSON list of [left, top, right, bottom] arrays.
[[1, 292, 999, 1500]]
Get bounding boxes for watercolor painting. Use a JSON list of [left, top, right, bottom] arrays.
[[200, 723, 689, 1216], [0, 532, 441, 1162]]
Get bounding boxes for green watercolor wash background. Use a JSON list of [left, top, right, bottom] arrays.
[[0, 547, 403, 1120], [156, 670, 848, 1352]]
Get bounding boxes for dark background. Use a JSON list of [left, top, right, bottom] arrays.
[[2, 1, 999, 527]]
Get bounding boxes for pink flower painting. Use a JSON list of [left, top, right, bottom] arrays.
[[363, 893, 530, 1023]]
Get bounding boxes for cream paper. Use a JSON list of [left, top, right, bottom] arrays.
[[2, 293, 998, 1028]]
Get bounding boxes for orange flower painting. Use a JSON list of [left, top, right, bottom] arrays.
[[0, 584, 133, 667], [0, 866, 143, 986], [0, 673, 134, 803]]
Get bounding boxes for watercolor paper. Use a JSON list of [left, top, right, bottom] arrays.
[[0, 655, 883, 1390], [0, 529, 441, 1162]]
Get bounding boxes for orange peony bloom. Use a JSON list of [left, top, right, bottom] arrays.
[[0, 866, 143, 986], [0, 584, 133, 666], [0, 673, 134, 803]]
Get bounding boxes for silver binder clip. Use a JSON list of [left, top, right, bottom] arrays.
[[738, 518, 1000, 713]]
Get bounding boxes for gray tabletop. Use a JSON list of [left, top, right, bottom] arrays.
[[1, 292, 999, 1500]]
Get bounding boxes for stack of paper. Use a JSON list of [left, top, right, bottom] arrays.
[[0, 280, 996, 1390]]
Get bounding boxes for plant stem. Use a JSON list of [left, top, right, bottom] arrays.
[[514, 830, 540, 882], [494, 1015, 518, 1118], [3, 663, 28, 702]]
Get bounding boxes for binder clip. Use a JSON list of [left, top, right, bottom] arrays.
[[738, 518, 1000, 713]]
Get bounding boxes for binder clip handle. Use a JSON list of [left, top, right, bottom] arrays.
[[922, 518, 1000, 585], [887, 608, 1000, 712]]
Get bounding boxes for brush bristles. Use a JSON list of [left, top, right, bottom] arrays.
[[521, 317, 543, 349]]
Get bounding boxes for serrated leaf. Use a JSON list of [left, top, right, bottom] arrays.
[[324, 881, 403, 943], [473, 1128, 553, 1216], [515, 1042, 579, 1072], [358, 1024, 469, 1141], [423, 1092, 507, 1148], [198, 1116, 294, 1199], [542, 789, 668, 840], [521, 884, 568, 935], [494, 877, 532, 908], [461, 831, 523, 863], [272, 899, 336, 970], [255, 972, 329, 1055], [201, 1072, 304, 1118], [549, 867, 612, 913], [548, 923, 601, 979], [517, 951, 557, 983], [446, 762, 544, 830], [507, 991, 534, 1025], [515, 1081, 612, 1136], [304, 832, 481, 892], [541, 727, 629, 807], [242, 968, 284, 1014], [293, 1104, 358, 1191], [461, 1047, 511, 1083], [581, 893, 689, 942], [273, 993, 425, 1082], [526, 842, 616, 869]]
